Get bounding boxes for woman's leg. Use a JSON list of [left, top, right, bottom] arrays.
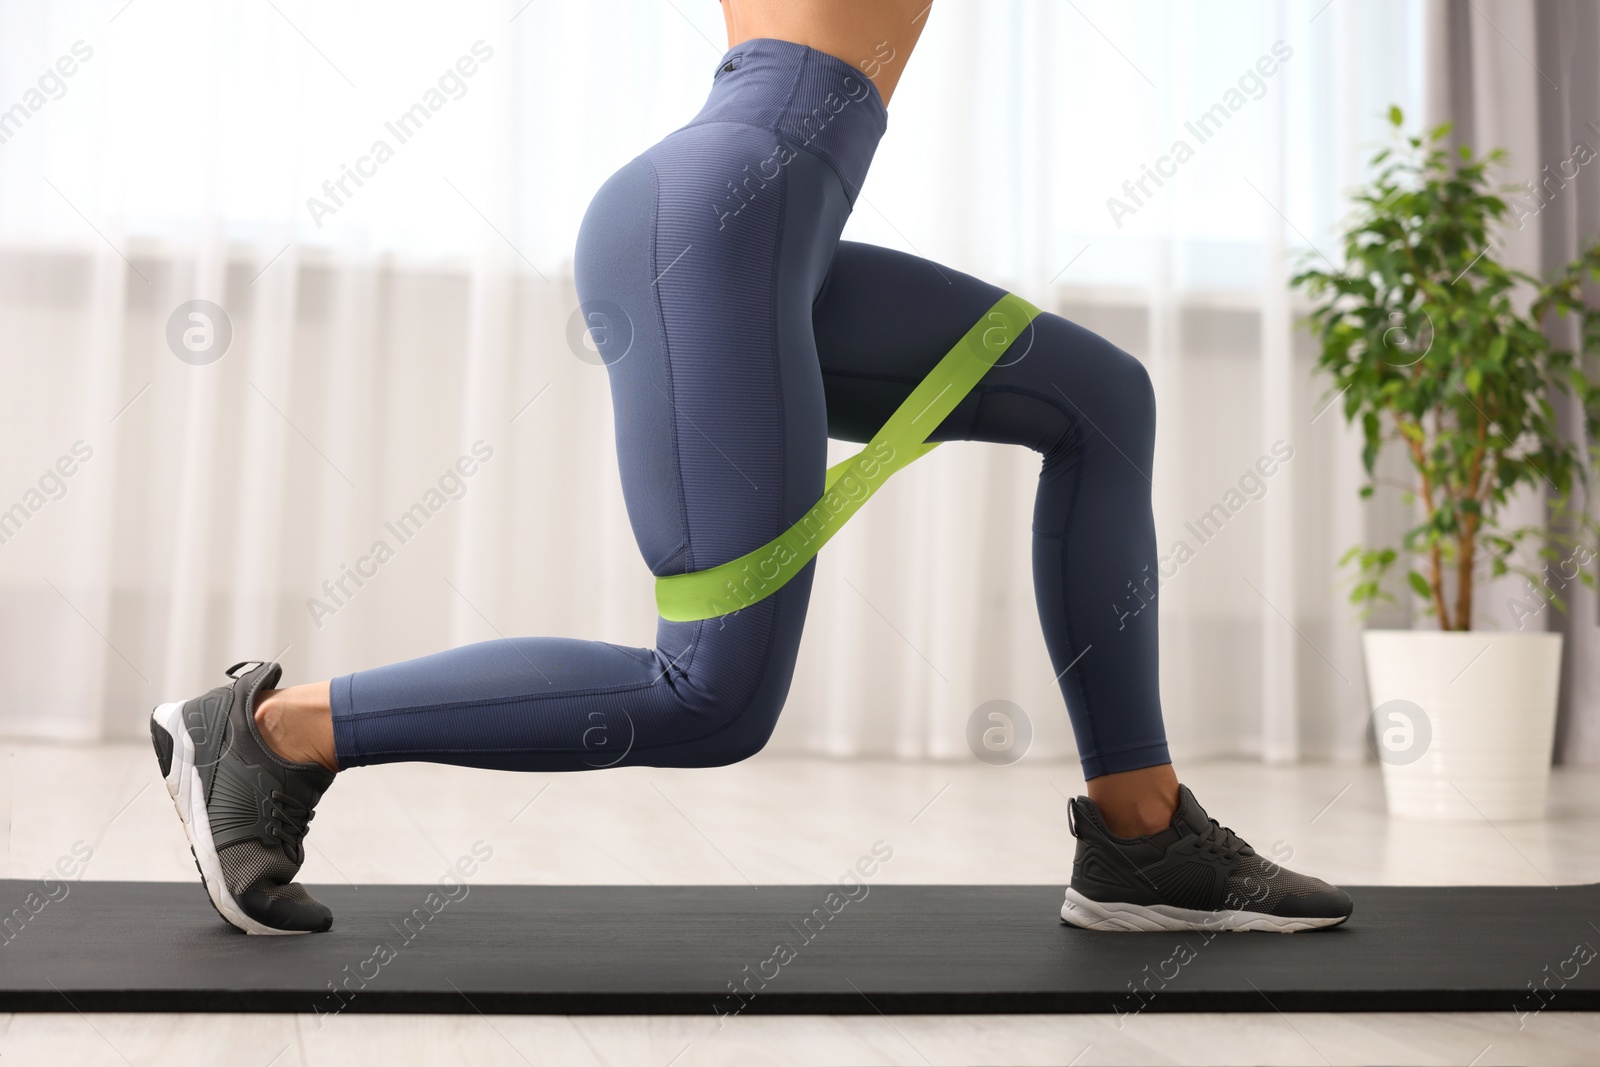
[[154, 39, 892, 934], [812, 254, 1354, 929], [811, 240, 1177, 832]]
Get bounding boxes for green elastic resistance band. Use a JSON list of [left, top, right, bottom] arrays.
[[654, 291, 1042, 622]]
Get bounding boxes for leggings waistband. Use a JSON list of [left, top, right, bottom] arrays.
[[679, 37, 889, 202]]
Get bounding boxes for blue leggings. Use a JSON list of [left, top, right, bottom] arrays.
[[329, 38, 1169, 781]]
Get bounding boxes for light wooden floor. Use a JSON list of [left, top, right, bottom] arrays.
[[3, 742, 1598, 1066]]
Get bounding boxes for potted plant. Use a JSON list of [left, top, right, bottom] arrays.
[[1292, 106, 1600, 821]]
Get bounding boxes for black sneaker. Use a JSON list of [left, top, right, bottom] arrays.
[[149, 660, 335, 934], [1060, 784, 1352, 932]]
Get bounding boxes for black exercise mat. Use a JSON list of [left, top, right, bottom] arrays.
[[2, 881, 1597, 1014]]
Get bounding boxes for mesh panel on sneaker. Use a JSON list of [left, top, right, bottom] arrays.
[[217, 839, 302, 898], [1222, 853, 1332, 914]]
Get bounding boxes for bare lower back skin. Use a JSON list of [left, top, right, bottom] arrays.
[[718, 0, 931, 106]]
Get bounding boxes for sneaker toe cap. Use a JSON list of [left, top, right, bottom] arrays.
[[238, 886, 334, 933], [1281, 884, 1353, 921]]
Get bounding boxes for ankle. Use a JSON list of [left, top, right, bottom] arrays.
[[1085, 764, 1180, 838], [252, 690, 299, 763], [1099, 795, 1177, 839], [254, 687, 340, 774]]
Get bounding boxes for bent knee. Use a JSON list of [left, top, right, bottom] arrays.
[[679, 659, 794, 766], [1026, 315, 1155, 449], [1113, 344, 1156, 433]]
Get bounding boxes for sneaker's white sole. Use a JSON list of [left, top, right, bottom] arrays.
[[151, 701, 306, 936], [1060, 887, 1348, 933]]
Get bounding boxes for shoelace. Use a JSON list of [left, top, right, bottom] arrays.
[[267, 790, 315, 847], [1194, 817, 1248, 862]]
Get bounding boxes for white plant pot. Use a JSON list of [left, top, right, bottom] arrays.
[[1361, 630, 1563, 821]]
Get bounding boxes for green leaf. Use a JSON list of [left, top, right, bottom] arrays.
[[1388, 104, 1404, 127], [1408, 571, 1433, 598]]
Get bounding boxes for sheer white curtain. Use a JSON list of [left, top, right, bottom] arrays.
[[0, 0, 1420, 763]]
